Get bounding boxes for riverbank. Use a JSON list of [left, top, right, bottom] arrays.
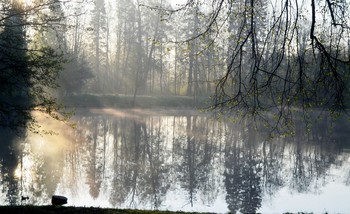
[[0, 206, 213, 214], [62, 94, 209, 109]]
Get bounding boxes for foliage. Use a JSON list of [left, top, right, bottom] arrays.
[[58, 55, 94, 96], [0, 1, 71, 132]]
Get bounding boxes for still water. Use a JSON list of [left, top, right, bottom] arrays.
[[1, 108, 350, 213]]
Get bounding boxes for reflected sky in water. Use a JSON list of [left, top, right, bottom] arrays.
[[1, 108, 350, 213]]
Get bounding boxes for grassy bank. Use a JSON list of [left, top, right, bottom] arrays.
[[62, 94, 209, 109], [0, 206, 212, 214]]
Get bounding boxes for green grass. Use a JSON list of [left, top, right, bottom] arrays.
[[62, 94, 209, 109], [0, 206, 213, 214]]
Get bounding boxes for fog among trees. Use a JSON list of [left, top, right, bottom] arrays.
[[1, 1, 350, 212], [0, 0, 349, 131]]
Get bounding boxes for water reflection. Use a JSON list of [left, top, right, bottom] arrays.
[[0, 129, 21, 205], [1, 108, 350, 213]]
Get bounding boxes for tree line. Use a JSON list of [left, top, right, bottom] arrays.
[[0, 0, 349, 131]]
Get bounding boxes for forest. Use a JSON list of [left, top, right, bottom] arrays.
[[1, 0, 350, 213], [0, 0, 349, 132]]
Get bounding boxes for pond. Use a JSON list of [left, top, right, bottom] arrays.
[[1, 108, 350, 213]]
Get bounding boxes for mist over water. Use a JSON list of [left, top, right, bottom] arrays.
[[0, 109, 350, 213], [1, 0, 350, 212]]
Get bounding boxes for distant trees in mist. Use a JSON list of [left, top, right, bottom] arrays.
[[1, 0, 350, 131]]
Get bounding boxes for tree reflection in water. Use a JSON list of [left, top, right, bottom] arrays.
[[224, 121, 263, 213], [0, 130, 20, 205], [0, 109, 350, 213]]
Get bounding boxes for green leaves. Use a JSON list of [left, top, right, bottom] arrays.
[[0, 1, 70, 132]]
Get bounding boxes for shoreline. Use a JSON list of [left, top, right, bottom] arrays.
[[0, 206, 213, 214]]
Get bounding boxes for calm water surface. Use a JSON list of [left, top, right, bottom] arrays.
[[1, 108, 350, 213]]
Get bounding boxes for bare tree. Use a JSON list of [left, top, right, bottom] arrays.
[[162, 0, 350, 132]]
